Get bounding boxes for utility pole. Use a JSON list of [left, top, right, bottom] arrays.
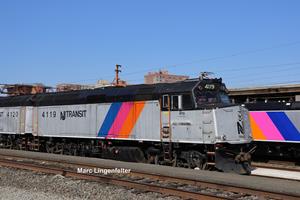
[[115, 64, 122, 86]]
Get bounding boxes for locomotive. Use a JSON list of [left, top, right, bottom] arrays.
[[245, 102, 300, 161], [0, 76, 253, 174]]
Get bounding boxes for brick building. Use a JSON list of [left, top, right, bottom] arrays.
[[0, 84, 50, 96], [144, 70, 189, 84], [56, 84, 95, 92]]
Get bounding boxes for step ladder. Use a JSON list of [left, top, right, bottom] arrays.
[[20, 137, 27, 150], [160, 95, 173, 163], [29, 136, 40, 151], [162, 127, 172, 161], [206, 151, 216, 168]]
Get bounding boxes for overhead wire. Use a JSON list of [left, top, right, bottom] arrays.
[[227, 71, 300, 87], [220, 64, 300, 81], [212, 62, 300, 73], [63, 40, 300, 84]]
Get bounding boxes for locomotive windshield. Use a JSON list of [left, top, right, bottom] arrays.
[[193, 80, 230, 107], [219, 93, 230, 104]]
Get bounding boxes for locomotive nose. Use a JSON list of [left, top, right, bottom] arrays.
[[213, 105, 252, 144]]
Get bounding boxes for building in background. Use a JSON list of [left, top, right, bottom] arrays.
[[56, 80, 114, 92], [112, 80, 127, 87], [0, 84, 51, 96], [144, 70, 189, 84], [95, 80, 112, 88], [56, 83, 95, 92]]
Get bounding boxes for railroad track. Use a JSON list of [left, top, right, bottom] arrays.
[[0, 157, 238, 200], [0, 153, 299, 200]]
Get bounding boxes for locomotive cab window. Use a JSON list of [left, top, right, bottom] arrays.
[[171, 95, 182, 110], [162, 95, 169, 108], [194, 84, 218, 106], [219, 93, 230, 104], [182, 94, 193, 110], [162, 95, 182, 110]]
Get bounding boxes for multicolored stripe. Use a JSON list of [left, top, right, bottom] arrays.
[[250, 111, 300, 142], [98, 101, 145, 138]]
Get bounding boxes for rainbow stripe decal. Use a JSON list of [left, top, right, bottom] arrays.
[[98, 101, 145, 138], [250, 111, 300, 141]]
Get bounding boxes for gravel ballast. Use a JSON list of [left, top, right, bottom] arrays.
[[0, 167, 179, 200]]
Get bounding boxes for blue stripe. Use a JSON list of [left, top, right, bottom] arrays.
[[267, 112, 300, 141], [98, 103, 122, 137]]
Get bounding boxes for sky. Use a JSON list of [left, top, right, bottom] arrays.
[[0, 0, 300, 88]]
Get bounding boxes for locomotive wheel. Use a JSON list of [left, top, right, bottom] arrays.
[[54, 143, 64, 154], [6, 136, 13, 149], [45, 143, 55, 153], [174, 159, 188, 168], [188, 151, 206, 169], [63, 143, 77, 156], [176, 158, 188, 168], [146, 147, 160, 164], [146, 154, 156, 164], [176, 151, 207, 169], [15, 138, 24, 150]]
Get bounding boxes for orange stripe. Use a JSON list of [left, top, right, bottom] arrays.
[[250, 115, 267, 140], [118, 101, 145, 138]]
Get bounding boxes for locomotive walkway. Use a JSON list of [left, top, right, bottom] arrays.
[[0, 149, 299, 200]]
